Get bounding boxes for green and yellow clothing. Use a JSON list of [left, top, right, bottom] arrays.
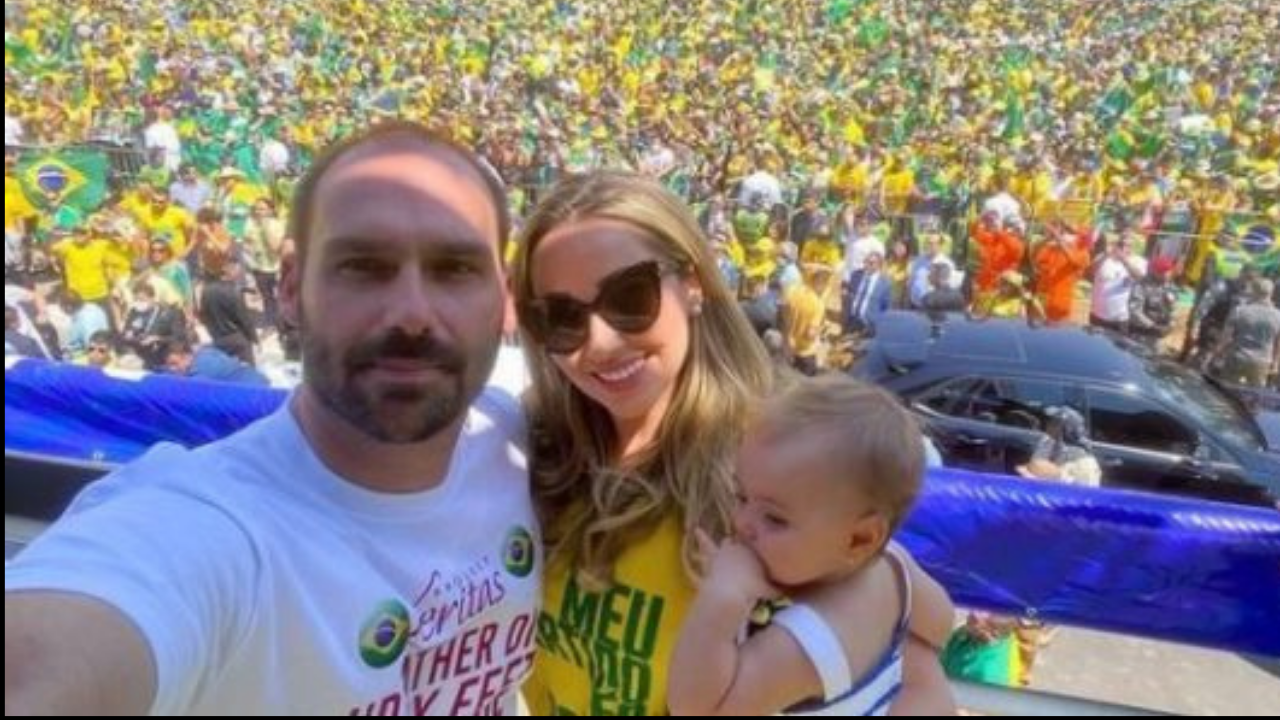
[[525, 515, 692, 716], [1187, 189, 1238, 285], [133, 205, 193, 257], [741, 237, 777, 281], [1209, 245, 1251, 282]]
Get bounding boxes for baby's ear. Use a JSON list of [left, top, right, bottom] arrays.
[[844, 512, 890, 569]]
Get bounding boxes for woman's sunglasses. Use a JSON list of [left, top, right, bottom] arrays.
[[520, 259, 686, 355]]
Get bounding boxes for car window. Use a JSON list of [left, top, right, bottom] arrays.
[[1087, 389, 1197, 454], [919, 377, 987, 417], [921, 377, 1071, 431], [1143, 360, 1266, 453]]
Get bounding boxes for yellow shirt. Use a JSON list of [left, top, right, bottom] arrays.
[[831, 160, 870, 200], [103, 239, 137, 283], [227, 181, 269, 208], [133, 205, 193, 257], [742, 237, 777, 281], [53, 239, 114, 302], [882, 168, 916, 214], [800, 239, 843, 272], [979, 294, 1026, 319], [525, 515, 692, 716], [1011, 171, 1054, 219], [5, 176, 37, 233]]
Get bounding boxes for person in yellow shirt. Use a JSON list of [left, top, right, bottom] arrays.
[[1188, 176, 1238, 285], [880, 156, 917, 217], [1010, 160, 1055, 220], [5, 152, 37, 240], [514, 173, 954, 717], [132, 188, 194, 258], [798, 225, 844, 276], [50, 228, 116, 306], [783, 263, 835, 376]]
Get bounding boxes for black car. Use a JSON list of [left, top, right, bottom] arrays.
[[853, 312, 1280, 508]]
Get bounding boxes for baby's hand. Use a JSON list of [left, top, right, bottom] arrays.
[[695, 529, 779, 606]]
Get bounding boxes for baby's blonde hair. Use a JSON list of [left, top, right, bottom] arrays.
[[754, 374, 925, 534]]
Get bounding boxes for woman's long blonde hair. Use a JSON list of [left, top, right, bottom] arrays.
[[512, 172, 774, 588]]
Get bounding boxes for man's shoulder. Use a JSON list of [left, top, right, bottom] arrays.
[[1244, 303, 1280, 324]]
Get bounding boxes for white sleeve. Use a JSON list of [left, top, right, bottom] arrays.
[[6, 476, 261, 714]]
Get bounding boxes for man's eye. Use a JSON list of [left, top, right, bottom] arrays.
[[338, 259, 395, 279], [434, 259, 481, 279]]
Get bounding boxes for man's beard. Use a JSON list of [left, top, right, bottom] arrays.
[[302, 323, 473, 445]]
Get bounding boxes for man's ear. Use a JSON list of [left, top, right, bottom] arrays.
[[278, 248, 301, 327]]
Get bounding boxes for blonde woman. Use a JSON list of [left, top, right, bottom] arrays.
[[513, 172, 953, 715]]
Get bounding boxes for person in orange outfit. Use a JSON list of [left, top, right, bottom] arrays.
[[970, 211, 1026, 303], [1033, 222, 1094, 323]]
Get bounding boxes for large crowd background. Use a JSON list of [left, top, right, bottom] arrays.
[[4, 0, 1278, 388]]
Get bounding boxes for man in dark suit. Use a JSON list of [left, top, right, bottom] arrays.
[[843, 251, 893, 336]]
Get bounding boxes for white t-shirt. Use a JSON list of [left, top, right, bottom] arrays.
[[143, 122, 183, 171], [5, 114, 23, 146], [6, 388, 540, 715], [259, 139, 291, 176], [1091, 255, 1147, 322], [739, 171, 784, 209], [5, 285, 42, 341]]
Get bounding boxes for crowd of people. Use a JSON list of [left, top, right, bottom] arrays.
[[5, 0, 1278, 387]]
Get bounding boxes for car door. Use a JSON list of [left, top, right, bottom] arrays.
[[1084, 388, 1258, 503]]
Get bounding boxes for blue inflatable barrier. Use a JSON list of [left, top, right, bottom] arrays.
[[7, 359, 1280, 657], [5, 359, 285, 463], [899, 468, 1280, 657]]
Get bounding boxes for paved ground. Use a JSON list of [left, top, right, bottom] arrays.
[[1032, 628, 1280, 715]]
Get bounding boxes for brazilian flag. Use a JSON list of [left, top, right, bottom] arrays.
[[17, 149, 110, 217]]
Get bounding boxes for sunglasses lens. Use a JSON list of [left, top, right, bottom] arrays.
[[599, 264, 663, 333], [541, 297, 591, 354]]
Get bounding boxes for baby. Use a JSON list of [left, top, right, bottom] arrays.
[[669, 374, 954, 715]]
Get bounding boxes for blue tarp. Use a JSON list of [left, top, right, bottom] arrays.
[[6, 359, 1280, 657], [5, 359, 285, 463]]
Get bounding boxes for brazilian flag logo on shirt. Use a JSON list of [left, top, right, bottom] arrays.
[[357, 600, 411, 668], [17, 149, 109, 214], [502, 526, 536, 578]]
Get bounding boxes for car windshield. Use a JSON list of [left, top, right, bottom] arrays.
[[1144, 359, 1266, 453]]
